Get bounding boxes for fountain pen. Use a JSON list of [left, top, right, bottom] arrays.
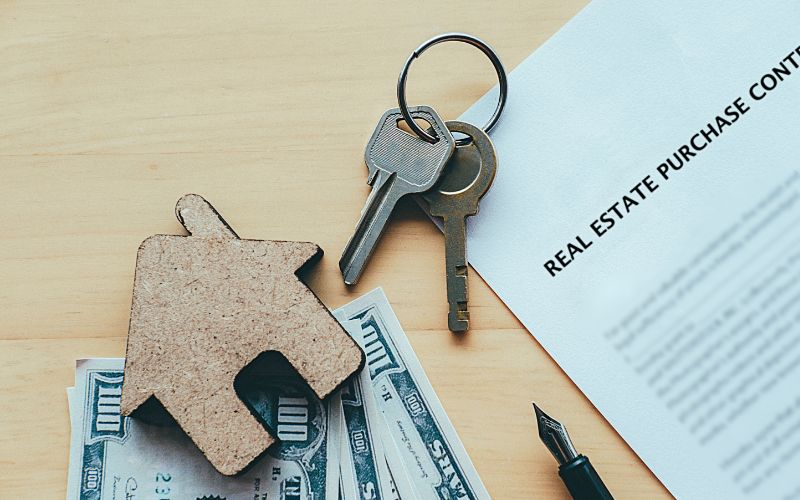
[[533, 403, 614, 500]]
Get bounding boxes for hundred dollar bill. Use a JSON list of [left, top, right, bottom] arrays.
[[334, 289, 490, 499], [68, 357, 341, 500], [377, 422, 418, 500], [338, 368, 394, 500], [337, 320, 417, 500], [378, 430, 421, 500], [337, 320, 392, 500]]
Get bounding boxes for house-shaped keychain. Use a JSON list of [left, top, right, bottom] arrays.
[[120, 194, 364, 475]]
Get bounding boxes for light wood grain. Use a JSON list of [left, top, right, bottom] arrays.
[[0, 1, 671, 498]]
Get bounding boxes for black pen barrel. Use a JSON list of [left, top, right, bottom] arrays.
[[558, 454, 614, 500]]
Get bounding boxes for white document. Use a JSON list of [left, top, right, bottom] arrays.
[[459, 1, 800, 498]]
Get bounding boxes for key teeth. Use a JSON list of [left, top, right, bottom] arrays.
[[448, 313, 469, 332], [448, 304, 470, 332], [446, 272, 469, 332]]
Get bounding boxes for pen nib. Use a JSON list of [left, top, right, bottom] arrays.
[[533, 402, 578, 466]]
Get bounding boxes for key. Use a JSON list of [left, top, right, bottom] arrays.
[[419, 120, 497, 332], [339, 106, 455, 285]]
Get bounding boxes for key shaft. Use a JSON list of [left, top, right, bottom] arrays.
[[442, 215, 470, 331], [340, 172, 404, 285]]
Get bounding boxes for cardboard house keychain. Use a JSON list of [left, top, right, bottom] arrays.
[[120, 194, 364, 475]]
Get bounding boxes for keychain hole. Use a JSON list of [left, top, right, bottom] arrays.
[[396, 117, 438, 141]]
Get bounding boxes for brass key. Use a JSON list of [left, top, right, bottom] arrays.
[[419, 120, 497, 332]]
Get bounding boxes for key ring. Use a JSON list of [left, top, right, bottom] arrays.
[[397, 32, 508, 146]]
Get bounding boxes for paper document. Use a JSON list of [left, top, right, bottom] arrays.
[[459, 1, 800, 498]]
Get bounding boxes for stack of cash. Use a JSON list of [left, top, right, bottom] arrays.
[[66, 289, 489, 499]]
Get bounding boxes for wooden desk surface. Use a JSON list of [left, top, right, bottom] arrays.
[[0, 2, 671, 498]]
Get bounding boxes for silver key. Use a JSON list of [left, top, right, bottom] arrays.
[[339, 106, 455, 285], [419, 120, 497, 332]]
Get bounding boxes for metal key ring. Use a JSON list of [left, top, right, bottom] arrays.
[[397, 32, 508, 146]]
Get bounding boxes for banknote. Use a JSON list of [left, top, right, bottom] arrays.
[[373, 416, 418, 500], [334, 289, 490, 499], [67, 357, 340, 500], [336, 319, 417, 500], [337, 320, 392, 500], [337, 368, 394, 500]]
